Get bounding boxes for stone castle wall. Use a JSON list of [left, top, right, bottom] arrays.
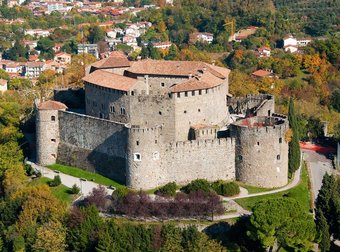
[[230, 116, 289, 188], [162, 138, 236, 187], [57, 111, 129, 183]]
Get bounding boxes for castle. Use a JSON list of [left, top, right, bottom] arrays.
[[36, 54, 289, 189]]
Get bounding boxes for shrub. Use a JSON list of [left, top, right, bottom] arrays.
[[24, 164, 34, 176], [49, 175, 61, 187], [155, 182, 177, 197], [181, 179, 211, 194], [84, 185, 109, 211], [71, 184, 80, 194], [112, 187, 129, 200], [212, 180, 240, 197]]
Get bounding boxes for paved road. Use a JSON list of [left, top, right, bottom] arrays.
[[27, 161, 114, 197], [302, 150, 333, 202]]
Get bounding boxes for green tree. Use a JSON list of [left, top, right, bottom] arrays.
[[288, 97, 301, 175], [36, 37, 55, 60], [249, 198, 316, 251], [165, 44, 178, 60], [88, 26, 105, 44], [316, 210, 330, 252], [330, 90, 340, 112], [0, 69, 9, 81]]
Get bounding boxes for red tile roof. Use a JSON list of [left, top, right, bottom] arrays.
[[252, 69, 272, 77], [82, 70, 137, 91], [39, 100, 67, 110], [127, 59, 230, 79], [91, 54, 130, 69]]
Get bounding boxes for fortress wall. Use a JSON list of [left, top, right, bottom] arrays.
[[85, 82, 130, 123], [57, 111, 129, 183], [230, 119, 289, 188], [160, 138, 236, 187], [54, 87, 85, 108], [129, 95, 175, 142], [174, 81, 228, 141]]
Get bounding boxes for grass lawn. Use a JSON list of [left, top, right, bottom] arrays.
[[29, 177, 74, 204], [235, 182, 275, 194], [235, 163, 311, 213], [48, 163, 126, 189]]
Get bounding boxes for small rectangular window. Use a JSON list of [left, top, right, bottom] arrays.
[[133, 153, 141, 161], [177, 93, 180, 98], [51, 116, 55, 121], [51, 139, 56, 142], [279, 138, 282, 143], [185, 92, 188, 97], [160, 82, 165, 87], [199, 90, 202, 95], [277, 155, 280, 160], [192, 91, 195, 96]]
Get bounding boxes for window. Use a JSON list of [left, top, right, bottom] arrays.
[[110, 106, 115, 113], [279, 137, 282, 143], [51, 154, 56, 158], [277, 155, 280, 160], [206, 89, 209, 94], [51, 116, 55, 121], [185, 91, 188, 97], [257, 142, 260, 145], [133, 153, 141, 161], [99, 113, 104, 118], [136, 141, 139, 146], [131, 91, 134, 96], [159, 111, 162, 115], [152, 151, 160, 160], [184, 110, 187, 114], [199, 90, 202, 95], [192, 91, 195, 96], [238, 155, 243, 161], [155, 140, 158, 144], [177, 93, 180, 98], [51, 139, 56, 142], [198, 109, 201, 112], [121, 107, 126, 115], [160, 82, 165, 87]]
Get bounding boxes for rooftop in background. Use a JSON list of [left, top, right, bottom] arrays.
[[252, 69, 273, 77], [39, 100, 68, 110], [82, 70, 137, 91]]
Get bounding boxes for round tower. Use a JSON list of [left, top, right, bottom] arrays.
[[36, 100, 67, 165], [230, 116, 289, 188], [126, 126, 163, 189]]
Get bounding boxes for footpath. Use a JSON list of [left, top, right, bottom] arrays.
[[28, 161, 301, 220], [27, 161, 114, 196]]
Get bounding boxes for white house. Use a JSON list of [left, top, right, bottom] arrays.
[[25, 29, 50, 38], [256, 46, 271, 57], [24, 62, 46, 78], [153, 41, 172, 49], [296, 38, 311, 47], [47, 2, 64, 13], [0, 79, 8, 93], [122, 35, 137, 47], [54, 52, 72, 64], [196, 32, 214, 44]]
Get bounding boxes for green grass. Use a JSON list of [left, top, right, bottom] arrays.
[[48, 163, 126, 189], [29, 177, 74, 204], [235, 163, 311, 213], [235, 182, 275, 194]]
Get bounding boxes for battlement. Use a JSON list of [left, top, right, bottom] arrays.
[[129, 125, 162, 134], [167, 137, 234, 150]]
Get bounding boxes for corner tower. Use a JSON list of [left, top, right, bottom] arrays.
[[230, 115, 289, 188], [36, 100, 67, 165]]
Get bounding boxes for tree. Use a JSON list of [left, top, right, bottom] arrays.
[[330, 90, 340, 112], [315, 210, 330, 252], [288, 97, 300, 175], [88, 26, 105, 44], [0, 69, 9, 81], [165, 44, 178, 60], [32, 220, 66, 252], [36, 37, 55, 60], [249, 198, 316, 251]]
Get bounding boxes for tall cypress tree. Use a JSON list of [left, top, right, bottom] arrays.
[[288, 97, 301, 175]]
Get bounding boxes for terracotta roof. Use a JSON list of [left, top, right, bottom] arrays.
[[55, 52, 71, 57], [91, 55, 130, 69], [127, 59, 230, 79], [0, 79, 8, 86], [252, 70, 272, 77], [258, 46, 271, 51], [170, 71, 224, 93], [39, 100, 67, 110], [82, 70, 137, 91]]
